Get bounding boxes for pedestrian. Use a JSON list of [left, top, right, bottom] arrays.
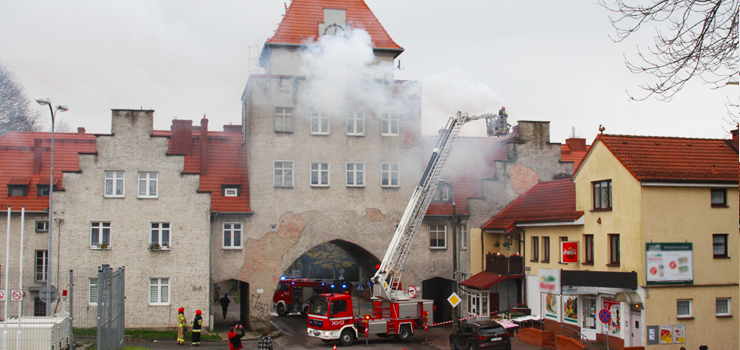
[[228, 324, 245, 350], [176, 307, 187, 345], [257, 329, 273, 350], [219, 293, 231, 319], [700, 346, 708, 350], [190, 309, 203, 346]]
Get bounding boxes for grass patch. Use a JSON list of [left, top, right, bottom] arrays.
[[124, 329, 220, 341]]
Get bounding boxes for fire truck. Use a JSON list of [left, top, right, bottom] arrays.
[[306, 112, 505, 346], [273, 278, 352, 317]]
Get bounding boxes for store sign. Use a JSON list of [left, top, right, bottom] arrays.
[[646, 243, 693, 285], [538, 268, 561, 294], [561, 241, 578, 263], [561, 285, 599, 295]]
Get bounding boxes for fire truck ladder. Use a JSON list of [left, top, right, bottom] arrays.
[[372, 112, 492, 301]]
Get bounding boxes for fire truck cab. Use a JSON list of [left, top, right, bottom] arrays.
[[273, 278, 352, 317]]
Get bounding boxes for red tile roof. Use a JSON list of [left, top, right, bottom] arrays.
[[267, 0, 402, 51], [560, 138, 589, 173], [460, 271, 523, 289], [0, 131, 96, 212], [481, 180, 584, 232], [592, 134, 738, 184]]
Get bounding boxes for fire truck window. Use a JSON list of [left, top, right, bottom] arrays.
[[284, 284, 290, 292], [275, 283, 282, 292], [330, 300, 347, 314]]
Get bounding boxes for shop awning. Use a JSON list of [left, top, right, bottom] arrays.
[[614, 291, 643, 305], [460, 271, 523, 290]]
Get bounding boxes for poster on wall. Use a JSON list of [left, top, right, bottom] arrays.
[[646, 243, 693, 284], [673, 324, 686, 344], [603, 298, 620, 336], [646, 326, 659, 345], [660, 324, 673, 344], [538, 268, 561, 294], [544, 294, 559, 320], [561, 241, 578, 263], [562, 295, 578, 325]]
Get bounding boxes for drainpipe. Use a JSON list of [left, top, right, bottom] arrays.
[[519, 228, 527, 307]]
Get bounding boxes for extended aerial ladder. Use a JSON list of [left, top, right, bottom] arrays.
[[372, 111, 502, 301]]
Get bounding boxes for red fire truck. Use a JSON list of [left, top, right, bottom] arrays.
[[306, 112, 503, 346], [273, 278, 352, 317]]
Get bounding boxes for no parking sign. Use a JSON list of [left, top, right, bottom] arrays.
[[0, 290, 4, 301], [10, 290, 23, 301]]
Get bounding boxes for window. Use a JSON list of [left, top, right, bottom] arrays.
[[89, 278, 98, 305], [138, 172, 158, 198], [608, 234, 620, 266], [346, 111, 364, 136], [149, 278, 170, 305], [381, 113, 399, 136], [35, 221, 49, 233], [8, 185, 27, 197], [274, 161, 294, 188], [104, 171, 124, 197], [310, 162, 330, 187], [716, 298, 731, 316], [677, 299, 692, 318], [592, 180, 612, 210], [275, 107, 294, 133], [91, 222, 111, 248], [150, 222, 171, 248], [35, 250, 48, 281], [37, 185, 50, 197], [584, 235, 594, 264], [381, 163, 400, 187], [459, 223, 467, 250], [346, 163, 365, 187], [531, 237, 539, 261], [713, 234, 728, 258], [311, 111, 329, 135], [433, 184, 451, 202], [223, 223, 242, 249], [429, 225, 446, 249], [711, 189, 727, 207], [559, 236, 568, 263], [542, 237, 550, 262], [34, 296, 46, 316], [223, 186, 239, 197]]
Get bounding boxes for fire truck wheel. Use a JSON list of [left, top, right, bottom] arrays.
[[449, 339, 456, 350], [394, 325, 411, 341], [277, 304, 287, 317], [339, 329, 355, 346]]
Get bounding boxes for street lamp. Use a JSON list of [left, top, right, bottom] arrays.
[[35, 97, 68, 316], [439, 179, 459, 329]]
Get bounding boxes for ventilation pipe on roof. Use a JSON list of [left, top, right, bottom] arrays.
[[200, 117, 209, 176], [732, 128, 738, 150], [77, 127, 85, 134], [33, 139, 43, 175]]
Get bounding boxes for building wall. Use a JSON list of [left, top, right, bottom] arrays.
[[263, 46, 397, 76]]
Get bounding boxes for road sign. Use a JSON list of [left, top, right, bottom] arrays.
[[40, 284, 58, 304], [10, 290, 23, 301], [598, 309, 611, 324], [338, 274, 345, 280], [407, 285, 418, 298], [0, 290, 4, 301], [447, 292, 461, 308], [355, 283, 364, 291]]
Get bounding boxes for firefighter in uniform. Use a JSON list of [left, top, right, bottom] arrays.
[[177, 307, 187, 345], [191, 310, 203, 346]]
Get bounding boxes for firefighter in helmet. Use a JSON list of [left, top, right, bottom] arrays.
[[177, 307, 187, 345], [191, 310, 203, 346]]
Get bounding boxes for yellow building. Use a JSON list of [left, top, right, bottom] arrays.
[[478, 131, 739, 349]]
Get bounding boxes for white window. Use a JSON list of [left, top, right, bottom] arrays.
[[381, 163, 400, 187], [223, 223, 242, 249], [104, 171, 124, 197], [275, 107, 294, 132], [138, 172, 158, 198], [717, 298, 731, 316], [274, 161, 294, 188], [35, 250, 48, 281], [35, 221, 49, 233], [433, 185, 450, 202], [150, 222, 171, 248], [677, 299, 692, 318], [459, 223, 467, 250], [346, 111, 364, 136], [311, 162, 330, 187], [223, 187, 239, 197], [381, 113, 399, 136], [430, 225, 447, 249], [311, 111, 329, 135], [346, 162, 365, 187], [89, 278, 98, 305], [149, 278, 170, 305], [91, 222, 111, 248]]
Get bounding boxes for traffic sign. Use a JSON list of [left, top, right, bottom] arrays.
[[407, 285, 418, 298], [447, 292, 461, 308], [10, 290, 23, 301], [0, 290, 4, 301], [598, 309, 611, 324], [40, 284, 58, 304], [355, 283, 364, 291]]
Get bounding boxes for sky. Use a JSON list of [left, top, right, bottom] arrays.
[[0, 0, 737, 143]]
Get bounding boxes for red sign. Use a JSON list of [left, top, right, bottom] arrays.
[[561, 241, 578, 263]]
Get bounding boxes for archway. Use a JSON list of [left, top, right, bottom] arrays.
[[212, 279, 249, 330]]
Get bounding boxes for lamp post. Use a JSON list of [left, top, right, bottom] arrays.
[[35, 97, 68, 316], [439, 180, 459, 329]]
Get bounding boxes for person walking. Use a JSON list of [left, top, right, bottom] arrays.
[[227, 324, 245, 350], [257, 330, 273, 350], [176, 307, 187, 345], [219, 294, 231, 319], [190, 309, 203, 346]]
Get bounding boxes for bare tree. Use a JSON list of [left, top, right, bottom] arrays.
[[0, 64, 44, 137], [601, 0, 739, 101]]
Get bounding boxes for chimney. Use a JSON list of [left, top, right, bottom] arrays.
[[223, 124, 243, 133], [732, 128, 738, 150], [200, 117, 209, 175], [33, 138, 43, 175], [171, 119, 193, 155], [565, 138, 587, 152], [77, 127, 85, 134]]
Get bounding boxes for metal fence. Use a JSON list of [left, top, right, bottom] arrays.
[[96, 265, 125, 350]]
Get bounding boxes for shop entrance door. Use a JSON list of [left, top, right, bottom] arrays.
[[629, 311, 642, 346], [581, 297, 597, 340]]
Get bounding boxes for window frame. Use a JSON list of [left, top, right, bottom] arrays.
[[274, 161, 294, 188], [149, 278, 170, 305], [104, 171, 125, 198], [222, 222, 243, 249], [677, 299, 692, 318], [346, 111, 365, 136], [137, 172, 158, 198], [584, 234, 594, 264], [716, 298, 731, 317], [713, 234, 729, 258], [223, 186, 239, 197], [150, 222, 171, 249], [542, 237, 550, 263], [8, 185, 27, 197], [36, 184, 50, 197], [275, 107, 294, 133], [310, 161, 330, 187], [531, 236, 539, 262], [381, 113, 399, 136], [433, 184, 451, 202], [346, 162, 365, 187], [711, 188, 727, 207], [429, 224, 447, 249], [35, 250, 48, 282], [592, 180, 612, 211], [608, 234, 620, 266], [35, 221, 49, 233], [559, 236, 568, 263], [90, 222, 111, 248], [89, 277, 98, 305], [381, 163, 400, 188], [459, 222, 467, 250], [311, 110, 330, 135]]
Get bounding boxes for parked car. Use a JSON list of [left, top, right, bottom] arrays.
[[449, 321, 511, 350]]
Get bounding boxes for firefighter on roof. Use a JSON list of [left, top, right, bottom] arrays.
[[191, 309, 203, 346], [177, 307, 187, 345]]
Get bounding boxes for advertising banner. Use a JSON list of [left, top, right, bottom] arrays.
[[603, 298, 620, 336], [562, 295, 578, 325], [646, 243, 693, 285], [561, 241, 578, 263], [659, 324, 673, 344], [538, 268, 561, 294], [673, 324, 685, 344], [544, 293, 559, 320]]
